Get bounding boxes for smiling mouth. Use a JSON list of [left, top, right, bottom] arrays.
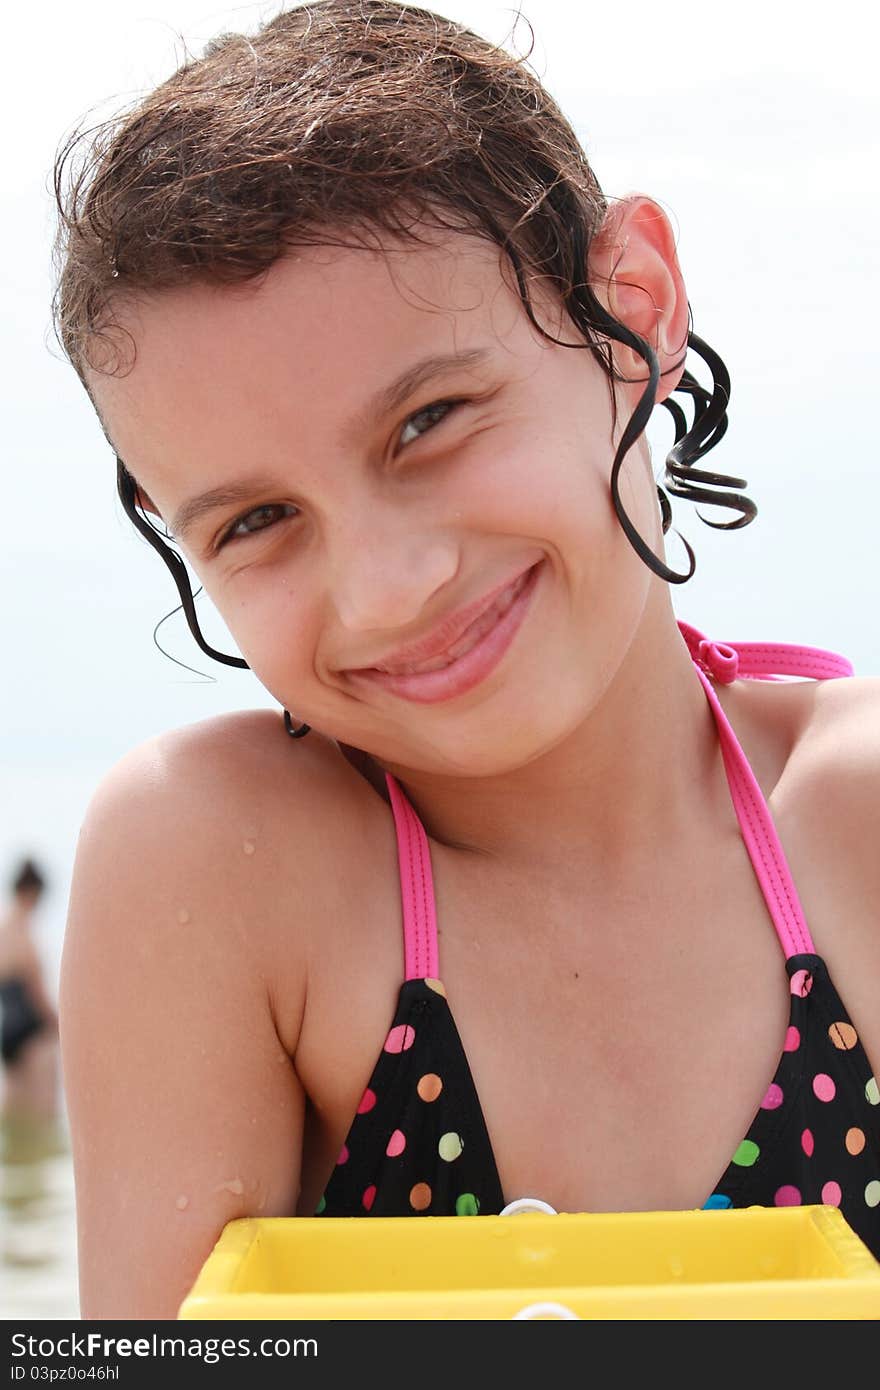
[[344, 560, 543, 706], [370, 567, 533, 676]]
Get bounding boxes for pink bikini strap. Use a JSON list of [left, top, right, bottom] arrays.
[[383, 624, 853, 976], [679, 622, 853, 960], [677, 621, 854, 683], [385, 771, 440, 981]]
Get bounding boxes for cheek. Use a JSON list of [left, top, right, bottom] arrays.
[[194, 568, 314, 692], [468, 394, 614, 504], [463, 417, 621, 569]]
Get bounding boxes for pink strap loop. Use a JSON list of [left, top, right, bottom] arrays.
[[385, 771, 439, 981], [696, 638, 739, 684], [678, 620, 854, 683]]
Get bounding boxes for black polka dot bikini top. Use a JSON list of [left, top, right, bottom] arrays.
[[315, 623, 880, 1260]]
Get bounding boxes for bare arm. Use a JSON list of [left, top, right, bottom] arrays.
[[60, 718, 315, 1319]]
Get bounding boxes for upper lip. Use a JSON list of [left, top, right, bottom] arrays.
[[347, 562, 538, 672]]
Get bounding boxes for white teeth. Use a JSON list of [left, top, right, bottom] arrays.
[[375, 569, 531, 676]]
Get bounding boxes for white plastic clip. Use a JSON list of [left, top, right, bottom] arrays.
[[499, 1196, 559, 1216], [512, 1301, 581, 1319]]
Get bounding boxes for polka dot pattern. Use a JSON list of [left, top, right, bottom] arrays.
[[761, 1084, 784, 1111], [385, 1129, 406, 1158], [384, 1024, 415, 1054], [417, 1073, 443, 1102], [438, 1132, 463, 1162], [812, 1073, 836, 1103], [409, 1182, 432, 1211], [774, 1185, 801, 1207], [846, 1128, 865, 1156], [315, 978, 505, 1221], [829, 1022, 858, 1051], [704, 954, 880, 1259], [732, 1140, 760, 1168], [314, 957, 880, 1262], [790, 969, 813, 998], [357, 1088, 376, 1115]]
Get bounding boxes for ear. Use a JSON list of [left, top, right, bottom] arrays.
[[587, 195, 689, 402]]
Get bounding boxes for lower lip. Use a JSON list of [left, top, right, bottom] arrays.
[[348, 561, 543, 705]]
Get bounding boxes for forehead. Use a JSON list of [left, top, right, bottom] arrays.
[[88, 230, 603, 534], [88, 230, 546, 451]]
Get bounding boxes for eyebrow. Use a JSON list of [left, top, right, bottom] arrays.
[[344, 346, 494, 442], [170, 476, 282, 543], [170, 347, 494, 542]]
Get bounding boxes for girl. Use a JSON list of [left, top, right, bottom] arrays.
[[0, 859, 59, 1121], [55, 0, 880, 1319]]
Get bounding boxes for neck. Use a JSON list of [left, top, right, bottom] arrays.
[[380, 591, 729, 879]]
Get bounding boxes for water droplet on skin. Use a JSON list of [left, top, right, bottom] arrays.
[[242, 840, 256, 856], [216, 1176, 245, 1196], [177, 908, 190, 925], [176, 1195, 189, 1211]]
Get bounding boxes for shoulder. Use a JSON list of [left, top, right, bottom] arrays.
[[727, 671, 880, 824], [730, 672, 880, 902], [75, 709, 383, 901], [65, 711, 387, 1045], [787, 675, 880, 841], [780, 676, 880, 1071], [84, 707, 356, 831], [792, 676, 880, 963], [722, 670, 880, 932]]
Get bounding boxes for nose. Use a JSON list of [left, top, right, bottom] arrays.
[[330, 520, 460, 635]]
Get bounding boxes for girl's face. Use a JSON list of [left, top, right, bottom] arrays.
[[92, 230, 662, 775]]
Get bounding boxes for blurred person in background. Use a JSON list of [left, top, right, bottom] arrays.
[[0, 858, 60, 1122]]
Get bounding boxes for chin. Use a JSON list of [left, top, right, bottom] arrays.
[[398, 706, 583, 779]]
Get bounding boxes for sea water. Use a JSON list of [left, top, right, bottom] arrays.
[[0, 1108, 78, 1320]]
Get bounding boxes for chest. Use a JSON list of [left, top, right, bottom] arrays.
[[295, 824, 795, 1214], [434, 842, 796, 1211]]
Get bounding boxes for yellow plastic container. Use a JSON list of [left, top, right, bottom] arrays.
[[178, 1206, 880, 1319]]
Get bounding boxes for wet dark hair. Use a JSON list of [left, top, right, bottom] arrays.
[[11, 859, 46, 899], [53, 0, 755, 671]]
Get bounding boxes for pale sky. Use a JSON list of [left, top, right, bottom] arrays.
[[2, 0, 878, 978]]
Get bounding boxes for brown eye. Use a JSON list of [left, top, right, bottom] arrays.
[[221, 503, 298, 546], [398, 399, 460, 448]]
